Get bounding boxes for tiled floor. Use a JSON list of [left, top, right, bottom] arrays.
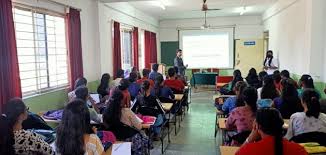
[[151, 90, 222, 155]]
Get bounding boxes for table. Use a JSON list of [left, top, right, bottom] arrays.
[[162, 103, 173, 111], [174, 94, 184, 101], [219, 118, 290, 129], [190, 72, 218, 87], [220, 146, 240, 155]]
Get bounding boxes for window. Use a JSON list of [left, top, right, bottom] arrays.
[[139, 29, 145, 70], [121, 29, 133, 70], [13, 7, 68, 96]]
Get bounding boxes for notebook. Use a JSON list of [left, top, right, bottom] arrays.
[[90, 94, 100, 104], [112, 142, 131, 155], [136, 114, 156, 125]]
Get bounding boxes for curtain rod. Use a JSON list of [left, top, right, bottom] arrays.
[[14, 0, 82, 12], [176, 25, 236, 30]]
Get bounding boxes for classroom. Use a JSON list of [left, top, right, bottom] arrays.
[[1, 0, 326, 155]]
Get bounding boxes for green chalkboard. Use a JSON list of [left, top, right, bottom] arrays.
[[161, 41, 179, 66]]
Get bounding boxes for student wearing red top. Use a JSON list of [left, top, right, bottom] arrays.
[[236, 108, 308, 155], [137, 68, 154, 88], [164, 67, 185, 93], [110, 79, 131, 108], [273, 71, 282, 93]]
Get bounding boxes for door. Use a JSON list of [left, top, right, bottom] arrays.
[[235, 39, 264, 76]]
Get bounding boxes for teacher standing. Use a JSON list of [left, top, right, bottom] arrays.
[[174, 49, 187, 76], [263, 50, 279, 75]]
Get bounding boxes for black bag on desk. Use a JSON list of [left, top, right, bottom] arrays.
[[22, 112, 53, 130]]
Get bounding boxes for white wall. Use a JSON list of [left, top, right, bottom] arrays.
[[159, 15, 264, 42], [98, 2, 160, 75], [263, 0, 326, 82]]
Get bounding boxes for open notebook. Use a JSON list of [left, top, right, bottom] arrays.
[[136, 114, 156, 125]]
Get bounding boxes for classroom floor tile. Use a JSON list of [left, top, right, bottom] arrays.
[[151, 90, 223, 155]]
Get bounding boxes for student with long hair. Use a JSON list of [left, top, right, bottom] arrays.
[[245, 68, 260, 88], [285, 89, 326, 140], [258, 76, 279, 100], [237, 108, 307, 155], [226, 87, 257, 140], [273, 79, 303, 119], [97, 73, 111, 98], [263, 50, 279, 75], [56, 99, 104, 155], [231, 69, 244, 92], [137, 68, 154, 87], [280, 70, 298, 89], [152, 74, 174, 99], [68, 77, 88, 101], [257, 71, 268, 88], [112, 69, 125, 87], [109, 79, 131, 108], [220, 69, 243, 95], [222, 81, 247, 114], [273, 71, 282, 92], [136, 80, 165, 140], [128, 72, 141, 100], [0, 98, 54, 155], [298, 74, 320, 98], [103, 90, 149, 155]]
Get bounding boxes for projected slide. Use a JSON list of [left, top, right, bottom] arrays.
[[179, 29, 234, 69]]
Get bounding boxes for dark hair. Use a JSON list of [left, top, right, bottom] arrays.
[[261, 76, 279, 99], [300, 74, 315, 89], [154, 75, 164, 96], [118, 79, 130, 91], [256, 108, 284, 155], [152, 64, 159, 72], [302, 89, 320, 119], [258, 71, 268, 81], [273, 71, 282, 83], [131, 67, 138, 72], [117, 69, 125, 78], [74, 77, 87, 90], [168, 67, 176, 78], [279, 79, 302, 119], [231, 69, 243, 90], [247, 68, 257, 78], [243, 87, 258, 113], [129, 72, 138, 83], [280, 70, 290, 79], [0, 98, 27, 155], [98, 73, 110, 93], [142, 69, 151, 78], [75, 86, 89, 101], [141, 80, 151, 96], [245, 68, 259, 88], [56, 99, 92, 155], [176, 49, 182, 53], [264, 50, 274, 66], [234, 81, 248, 107], [103, 90, 124, 128]]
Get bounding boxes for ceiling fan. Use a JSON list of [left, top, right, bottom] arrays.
[[200, 0, 221, 29]]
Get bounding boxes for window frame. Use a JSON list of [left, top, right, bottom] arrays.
[[13, 5, 69, 97], [120, 27, 134, 70]]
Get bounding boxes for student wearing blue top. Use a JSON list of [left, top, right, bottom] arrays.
[[149, 64, 162, 81], [128, 72, 141, 100], [151, 74, 175, 99], [222, 81, 247, 114]]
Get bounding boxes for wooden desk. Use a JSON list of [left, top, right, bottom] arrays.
[[162, 103, 173, 111], [220, 146, 239, 155], [174, 94, 184, 101]]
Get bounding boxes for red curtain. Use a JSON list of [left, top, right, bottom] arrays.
[[113, 21, 122, 78], [144, 31, 157, 69], [0, 0, 22, 112], [66, 8, 83, 90], [132, 27, 139, 70]]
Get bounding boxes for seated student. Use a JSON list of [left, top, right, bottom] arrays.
[[0, 98, 54, 155], [222, 81, 247, 114], [257, 76, 279, 100], [257, 71, 268, 88], [149, 63, 162, 81], [68, 77, 87, 101], [245, 68, 260, 89], [97, 73, 111, 99], [111, 79, 131, 108], [75, 86, 102, 123], [135, 80, 165, 140], [128, 72, 141, 100], [137, 68, 154, 88], [220, 69, 243, 95], [103, 90, 149, 155], [298, 74, 320, 98], [131, 66, 141, 80], [285, 89, 326, 140], [280, 70, 298, 89], [226, 87, 257, 145], [152, 74, 175, 99], [164, 67, 185, 93], [174, 66, 187, 85], [236, 108, 308, 155], [56, 99, 104, 155], [273, 71, 282, 92], [112, 69, 125, 87], [273, 79, 303, 119]]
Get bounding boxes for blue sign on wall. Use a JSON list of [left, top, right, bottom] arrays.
[[244, 41, 256, 46]]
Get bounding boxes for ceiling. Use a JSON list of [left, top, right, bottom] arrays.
[[104, 0, 277, 20]]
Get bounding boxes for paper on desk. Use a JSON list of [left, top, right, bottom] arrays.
[[90, 94, 100, 104], [112, 142, 131, 155]]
